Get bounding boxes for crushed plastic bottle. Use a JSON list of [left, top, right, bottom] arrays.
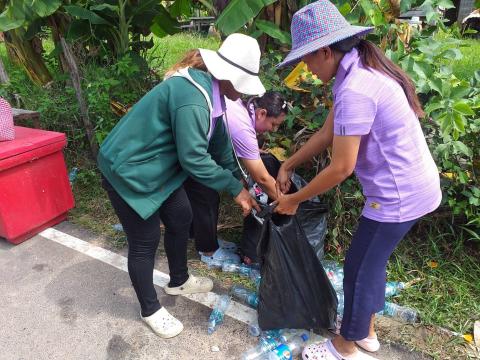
[[241, 336, 280, 360], [379, 301, 418, 323], [112, 223, 124, 232], [385, 281, 406, 297], [266, 333, 309, 360], [222, 262, 255, 277], [68, 167, 78, 185], [230, 285, 259, 309], [207, 295, 231, 334]]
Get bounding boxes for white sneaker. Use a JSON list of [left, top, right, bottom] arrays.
[[141, 307, 183, 338], [356, 334, 381, 352], [164, 274, 213, 296]]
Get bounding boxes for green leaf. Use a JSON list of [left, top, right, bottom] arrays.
[[169, 0, 192, 18], [453, 112, 465, 132], [436, 0, 455, 9], [216, 0, 278, 36], [338, 2, 352, 16], [150, 5, 180, 37], [0, 4, 25, 32], [453, 101, 475, 116], [256, 20, 291, 45], [428, 78, 443, 94], [30, 0, 62, 17], [442, 48, 462, 60], [400, 0, 416, 12], [65, 19, 91, 41], [452, 141, 472, 156], [90, 4, 119, 13], [425, 101, 445, 114], [64, 5, 112, 25]]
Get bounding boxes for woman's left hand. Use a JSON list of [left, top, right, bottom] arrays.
[[273, 193, 299, 215]]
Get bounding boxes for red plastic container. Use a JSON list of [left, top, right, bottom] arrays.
[[0, 126, 74, 244]]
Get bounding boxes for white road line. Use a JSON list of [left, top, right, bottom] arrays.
[[39, 227, 257, 325]]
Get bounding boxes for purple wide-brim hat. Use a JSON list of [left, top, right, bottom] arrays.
[[278, 0, 374, 68]]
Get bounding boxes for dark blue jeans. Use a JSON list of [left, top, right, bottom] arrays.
[[340, 216, 418, 341]]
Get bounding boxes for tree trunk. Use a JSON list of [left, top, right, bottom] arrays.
[[3, 29, 52, 86], [60, 37, 99, 159], [48, 14, 71, 74]]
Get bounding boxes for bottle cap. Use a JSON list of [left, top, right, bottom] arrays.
[[301, 333, 309, 341]]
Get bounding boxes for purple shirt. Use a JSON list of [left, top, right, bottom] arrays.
[[333, 48, 442, 222], [224, 98, 260, 160]]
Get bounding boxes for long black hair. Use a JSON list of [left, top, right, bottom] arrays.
[[249, 91, 288, 117], [330, 37, 424, 118]]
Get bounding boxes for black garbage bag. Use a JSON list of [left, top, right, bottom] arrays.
[[256, 206, 338, 331], [240, 153, 328, 263], [291, 175, 328, 261]]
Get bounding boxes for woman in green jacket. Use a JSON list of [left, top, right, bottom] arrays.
[[97, 34, 263, 339]]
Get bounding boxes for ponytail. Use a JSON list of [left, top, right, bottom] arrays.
[[164, 49, 208, 78], [330, 38, 424, 118]]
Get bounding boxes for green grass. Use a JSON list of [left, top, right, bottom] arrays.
[[451, 38, 480, 80], [388, 222, 480, 335], [325, 219, 480, 336], [146, 33, 220, 75]]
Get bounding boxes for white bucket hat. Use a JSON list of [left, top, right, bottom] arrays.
[[199, 33, 266, 96]]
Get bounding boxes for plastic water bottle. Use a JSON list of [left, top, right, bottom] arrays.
[[222, 262, 253, 276], [249, 183, 268, 204], [230, 285, 259, 309], [380, 301, 418, 323], [325, 267, 344, 291], [68, 167, 78, 185], [206, 258, 225, 269], [385, 281, 406, 297], [249, 321, 262, 337], [337, 290, 345, 316], [249, 269, 262, 288], [267, 333, 309, 360], [321, 260, 342, 272], [207, 295, 231, 334], [241, 336, 280, 360]]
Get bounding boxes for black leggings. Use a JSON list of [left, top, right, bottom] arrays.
[[102, 178, 192, 317], [184, 177, 220, 253]]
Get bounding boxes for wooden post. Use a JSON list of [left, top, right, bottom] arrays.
[[0, 56, 9, 84], [60, 37, 99, 159]]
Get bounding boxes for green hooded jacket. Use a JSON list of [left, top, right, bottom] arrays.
[[97, 68, 243, 220]]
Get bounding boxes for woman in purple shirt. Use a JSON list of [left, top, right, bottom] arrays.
[[275, 2, 441, 359], [191, 91, 288, 265]]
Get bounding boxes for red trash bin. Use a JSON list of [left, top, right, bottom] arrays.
[[0, 126, 75, 244]]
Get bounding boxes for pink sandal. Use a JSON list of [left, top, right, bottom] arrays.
[[302, 340, 379, 360]]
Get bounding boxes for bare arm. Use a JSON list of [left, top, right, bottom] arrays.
[[274, 135, 361, 214], [242, 158, 278, 200], [277, 109, 334, 194]]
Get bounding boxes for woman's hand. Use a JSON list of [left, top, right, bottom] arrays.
[[234, 188, 260, 217], [273, 193, 299, 215], [276, 164, 293, 196]]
